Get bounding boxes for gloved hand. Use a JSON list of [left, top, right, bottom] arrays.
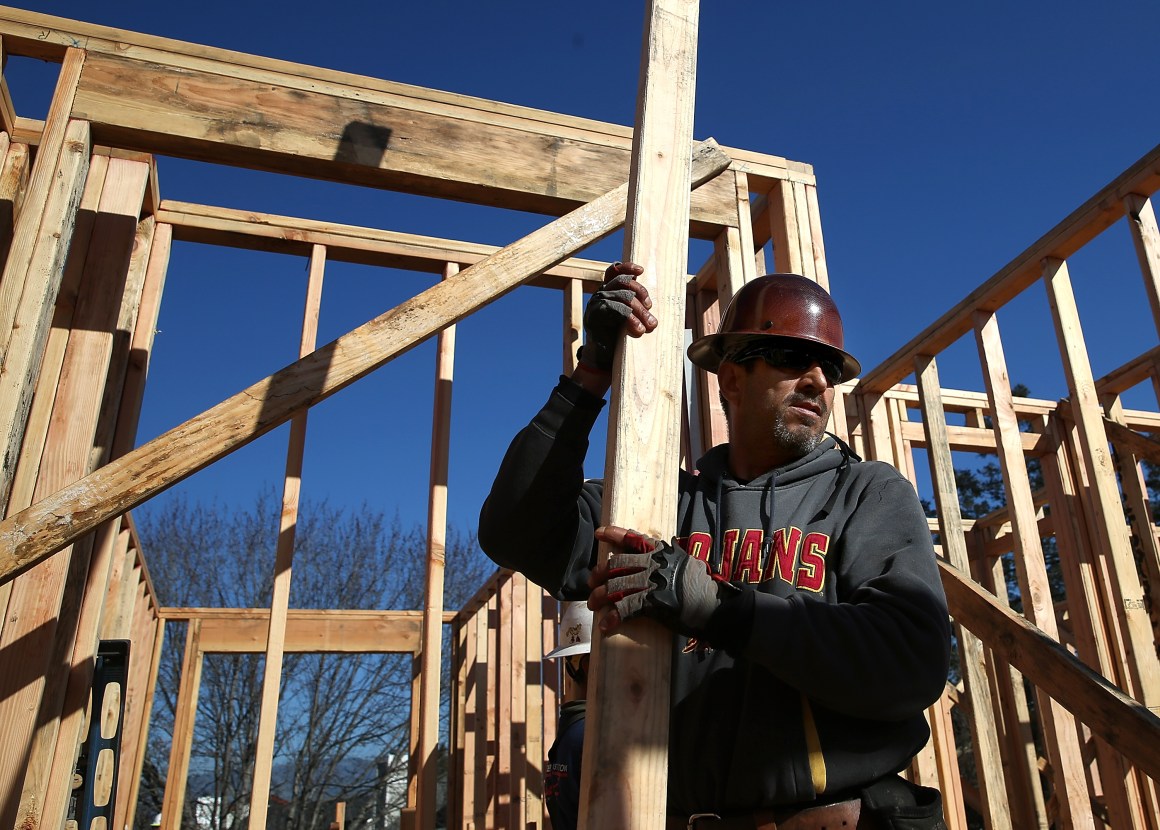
[[587, 525, 735, 637], [577, 262, 655, 372]]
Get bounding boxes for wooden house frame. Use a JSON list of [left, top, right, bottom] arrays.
[[0, 3, 1159, 829]]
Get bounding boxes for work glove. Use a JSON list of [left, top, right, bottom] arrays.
[[594, 528, 735, 637], [577, 262, 651, 372]]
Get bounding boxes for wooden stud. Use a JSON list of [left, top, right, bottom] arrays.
[[119, 610, 164, 830], [160, 620, 203, 830], [509, 573, 528, 830], [0, 140, 731, 584], [914, 354, 1013, 830], [1125, 193, 1160, 337], [0, 48, 88, 511], [768, 179, 804, 275], [693, 287, 728, 450], [1039, 415, 1143, 829], [477, 601, 492, 830], [565, 277, 583, 375], [1043, 257, 1160, 713], [974, 309, 1094, 828], [417, 260, 457, 830], [0, 155, 149, 830], [524, 577, 545, 829], [248, 243, 325, 829], [971, 532, 1048, 829], [1102, 396, 1160, 659], [941, 561, 1160, 782], [0, 138, 30, 269], [582, 3, 699, 827]]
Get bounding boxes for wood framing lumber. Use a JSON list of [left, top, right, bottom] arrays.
[[0, 155, 149, 830], [416, 261, 456, 830], [940, 561, 1160, 782], [0, 138, 30, 269], [160, 619, 203, 830], [119, 614, 163, 830], [70, 49, 740, 237], [898, 419, 1049, 454], [974, 309, 1094, 827], [158, 609, 424, 653], [1125, 194, 1160, 338], [914, 354, 1012, 830], [248, 243, 324, 830], [0, 114, 90, 513], [157, 200, 612, 290], [0, 139, 731, 585], [582, 2, 698, 828], [0, 7, 811, 187], [1044, 257, 1160, 709], [35, 209, 157, 830], [860, 141, 1160, 394], [524, 577, 545, 830], [1105, 414, 1160, 466], [1095, 344, 1160, 397]]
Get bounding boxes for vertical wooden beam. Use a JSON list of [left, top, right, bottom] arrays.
[[509, 573, 528, 830], [583, 2, 699, 827], [416, 261, 457, 830], [565, 277, 582, 375], [0, 155, 148, 830], [768, 180, 804, 275], [693, 287, 728, 450], [0, 139, 30, 272], [929, 693, 967, 829], [110, 220, 172, 462], [161, 620, 203, 830], [449, 618, 465, 830], [974, 309, 1094, 828], [1125, 194, 1160, 338], [0, 48, 88, 511], [971, 531, 1048, 830], [485, 593, 499, 829], [1039, 415, 1141, 830], [1103, 395, 1160, 657], [1042, 258, 1160, 826], [915, 354, 1013, 830], [249, 243, 325, 828], [476, 600, 492, 830], [1043, 257, 1160, 708], [496, 576, 514, 827], [524, 576, 545, 830], [1, 152, 106, 654], [804, 184, 829, 290], [856, 390, 894, 463], [121, 612, 163, 830], [540, 591, 559, 811], [452, 612, 470, 825]]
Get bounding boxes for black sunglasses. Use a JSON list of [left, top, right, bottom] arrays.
[[732, 345, 844, 385]]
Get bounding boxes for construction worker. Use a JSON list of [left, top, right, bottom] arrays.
[[543, 601, 593, 830], [479, 264, 951, 829]]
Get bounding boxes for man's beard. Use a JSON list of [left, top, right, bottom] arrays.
[[771, 393, 830, 458]]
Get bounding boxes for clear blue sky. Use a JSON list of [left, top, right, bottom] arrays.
[[11, 1, 1160, 534]]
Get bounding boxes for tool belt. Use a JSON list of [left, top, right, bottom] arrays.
[[667, 797, 883, 830]]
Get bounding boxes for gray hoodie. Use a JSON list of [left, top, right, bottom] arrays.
[[479, 378, 950, 813]]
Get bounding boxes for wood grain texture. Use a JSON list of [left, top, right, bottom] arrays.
[[914, 354, 1013, 830], [582, 2, 699, 828], [70, 50, 739, 237], [0, 140, 731, 585], [941, 561, 1160, 782]]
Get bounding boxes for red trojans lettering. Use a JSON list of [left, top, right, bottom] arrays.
[[676, 527, 829, 590]]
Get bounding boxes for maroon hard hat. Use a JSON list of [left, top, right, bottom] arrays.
[[687, 274, 861, 380]]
